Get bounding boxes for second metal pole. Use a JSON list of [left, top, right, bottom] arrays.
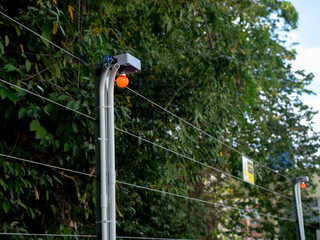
[[292, 176, 309, 240], [106, 64, 119, 240]]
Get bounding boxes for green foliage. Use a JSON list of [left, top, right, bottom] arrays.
[[0, 0, 319, 239]]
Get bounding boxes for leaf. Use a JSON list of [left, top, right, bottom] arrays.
[[73, 145, 79, 156], [53, 21, 58, 35], [67, 101, 75, 109], [46, 190, 49, 201], [29, 208, 36, 219], [36, 85, 44, 94], [54, 140, 60, 148], [4, 64, 16, 72], [43, 57, 61, 78], [30, 120, 40, 131], [64, 142, 72, 152], [34, 186, 40, 200], [19, 44, 24, 53], [46, 103, 56, 113], [72, 122, 78, 133], [25, 60, 31, 72], [0, 86, 17, 104], [36, 127, 47, 138], [5, 35, 9, 47], [41, 23, 51, 47], [74, 102, 80, 110], [68, 5, 74, 20], [53, 175, 62, 184], [5, 106, 14, 118], [18, 108, 27, 119], [0, 41, 4, 55], [3, 201, 10, 214], [0, 178, 8, 190], [16, 200, 27, 209]]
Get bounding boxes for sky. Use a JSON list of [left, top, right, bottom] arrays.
[[289, 0, 320, 132]]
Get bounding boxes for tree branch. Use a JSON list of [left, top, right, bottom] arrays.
[[165, 80, 192, 109], [21, 58, 61, 81], [53, 168, 79, 198], [196, 2, 214, 50]]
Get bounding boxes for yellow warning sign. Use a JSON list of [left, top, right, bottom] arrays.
[[243, 156, 254, 184]]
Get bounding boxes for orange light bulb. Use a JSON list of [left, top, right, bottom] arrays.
[[300, 182, 306, 189], [116, 74, 129, 88]]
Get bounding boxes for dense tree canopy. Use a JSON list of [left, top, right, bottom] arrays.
[[0, 0, 319, 239]]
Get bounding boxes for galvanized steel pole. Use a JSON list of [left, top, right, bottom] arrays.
[[98, 64, 119, 240], [105, 65, 119, 240], [292, 176, 309, 240]]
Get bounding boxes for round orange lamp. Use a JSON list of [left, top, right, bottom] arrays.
[[116, 74, 129, 88], [300, 182, 306, 189]]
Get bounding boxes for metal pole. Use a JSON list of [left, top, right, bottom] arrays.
[[99, 67, 110, 240], [106, 65, 119, 240], [99, 64, 119, 240], [292, 176, 309, 240]]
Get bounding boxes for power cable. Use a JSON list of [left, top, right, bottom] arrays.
[[0, 153, 96, 178], [0, 11, 90, 67], [117, 180, 295, 222], [125, 87, 291, 181]]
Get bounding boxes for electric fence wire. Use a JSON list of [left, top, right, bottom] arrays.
[[0, 150, 300, 225], [0, 154, 195, 238], [305, 224, 319, 230], [117, 181, 295, 222], [0, 78, 95, 121], [0, 153, 95, 177], [124, 89, 320, 214], [0, 233, 194, 240], [0, 153, 300, 227], [0, 145, 296, 224], [0, 11, 90, 67], [303, 224, 319, 229], [117, 237, 193, 240], [125, 87, 291, 181], [0, 81, 305, 233], [0, 78, 294, 202], [115, 127, 293, 201], [0, 78, 293, 201], [0, 153, 295, 227], [0, 232, 97, 238]]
